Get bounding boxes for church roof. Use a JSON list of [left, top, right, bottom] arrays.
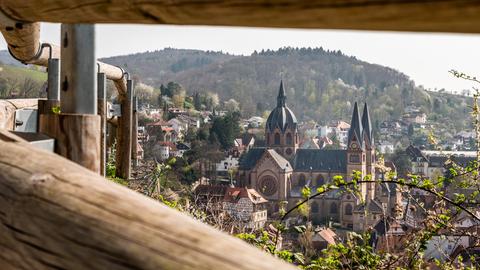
[[354, 199, 383, 213], [266, 81, 298, 132], [361, 103, 373, 146], [293, 149, 347, 172], [266, 149, 292, 171], [238, 148, 266, 170], [347, 102, 363, 148]]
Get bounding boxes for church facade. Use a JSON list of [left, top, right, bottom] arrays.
[[239, 81, 397, 230]]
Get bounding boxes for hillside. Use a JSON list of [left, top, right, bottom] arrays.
[[0, 59, 46, 98], [102, 47, 472, 134]]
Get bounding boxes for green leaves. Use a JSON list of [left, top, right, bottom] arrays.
[[51, 105, 61, 114]]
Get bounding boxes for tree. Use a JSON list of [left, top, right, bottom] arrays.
[[209, 111, 241, 150], [224, 98, 240, 112]]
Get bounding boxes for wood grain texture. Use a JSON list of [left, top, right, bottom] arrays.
[[0, 99, 38, 130], [0, 139, 294, 270], [37, 99, 59, 115], [55, 113, 101, 173], [1, 0, 480, 33], [116, 82, 132, 179]]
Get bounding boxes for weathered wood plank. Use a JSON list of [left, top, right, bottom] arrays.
[[0, 139, 294, 270], [1, 1, 480, 33]]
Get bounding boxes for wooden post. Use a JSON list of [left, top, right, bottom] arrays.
[[38, 57, 61, 137], [98, 72, 107, 176], [58, 24, 100, 173], [116, 78, 133, 179], [132, 95, 138, 167]]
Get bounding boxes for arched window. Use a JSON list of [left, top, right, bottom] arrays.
[[311, 202, 319, 213], [298, 174, 306, 187], [286, 133, 293, 145], [330, 202, 338, 214], [274, 133, 281, 145], [316, 174, 325, 187], [345, 204, 353, 215]]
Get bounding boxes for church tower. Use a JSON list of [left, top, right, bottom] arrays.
[[265, 81, 299, 159], [346, 102, 368, 199], [362, 103, 376, 200]]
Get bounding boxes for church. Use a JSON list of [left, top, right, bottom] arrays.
[[238, 81, 400, 230]]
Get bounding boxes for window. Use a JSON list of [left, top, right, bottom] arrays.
[[349, 154, 360, 163], [298, 174, 306, 187], [311, 202, 319, 213], [274, 133, 281, 145], [345, 204, 353, 215], [330, 202, 337, 214], [286, 133, 293, 145]]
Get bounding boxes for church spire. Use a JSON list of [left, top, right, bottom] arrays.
[[277, 80, 286, 107], [361, 103, 373, 146], [348, 102, 363, 148]]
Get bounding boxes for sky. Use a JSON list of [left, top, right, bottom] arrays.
[[1, 23, 480, 93]]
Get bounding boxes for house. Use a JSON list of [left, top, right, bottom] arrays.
[[175, 142, 191, 157], [146, 120, 178, 142], [406, 145, 476, 179], [352, 199, 384, 232], [373, 217, 408, 253], [223, 187, 268, 229], [153, 141, 177, 161], [216, 155, 239, 176], [377, 141, 394, 154], [312, 227, 337, 250]]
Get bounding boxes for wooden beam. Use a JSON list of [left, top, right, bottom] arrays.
[[0, 139, 294, 270], [0, 22, 124, 84], [1, 1, 480, 33]]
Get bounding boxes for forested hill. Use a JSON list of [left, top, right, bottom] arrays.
[[102, 47, 470, 132]]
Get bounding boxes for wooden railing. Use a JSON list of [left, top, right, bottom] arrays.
[[1, 0, 480, 33], [0, 131, 294, 269]]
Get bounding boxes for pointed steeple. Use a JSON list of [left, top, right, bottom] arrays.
[[348, 102, 363, 148], [277, 80, 286, 107], [361, 103, 373, 146]]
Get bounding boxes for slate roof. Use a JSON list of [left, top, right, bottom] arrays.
[[238, 148, 266, 170], [362, 103, 374, 146], [266, 149, 292, 171], [266, 81, 298, 132], [354, 199, 383, 213], [406, 145, 428, 162], [347, 102, 364, 148], [293, 149, 347, 172]]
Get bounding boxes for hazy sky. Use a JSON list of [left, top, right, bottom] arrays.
[[1, 23, 480, 93]]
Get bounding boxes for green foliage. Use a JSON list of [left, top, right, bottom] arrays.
[[51, 105, 61, 114], [209, 111, 241, 150], [102, 48, 471, 134]]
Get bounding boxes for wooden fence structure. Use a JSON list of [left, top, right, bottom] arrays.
[[0, 0, 478, 269]]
